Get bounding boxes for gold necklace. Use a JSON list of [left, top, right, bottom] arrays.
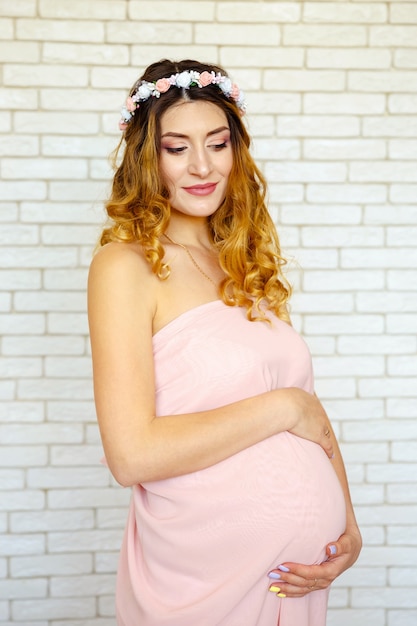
[[164, 233, 216, 286]]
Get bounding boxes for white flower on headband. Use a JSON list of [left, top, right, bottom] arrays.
[[119, 69, 246, 130]]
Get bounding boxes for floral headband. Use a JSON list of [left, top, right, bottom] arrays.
[[119, 69, 246, 130]]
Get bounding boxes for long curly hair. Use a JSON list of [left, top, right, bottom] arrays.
[[100, 59, 291, 322]]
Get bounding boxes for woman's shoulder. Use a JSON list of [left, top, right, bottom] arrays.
[[89, 241, 153, 281]]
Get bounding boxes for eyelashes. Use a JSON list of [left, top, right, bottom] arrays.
[[163, 141, 229, 155]]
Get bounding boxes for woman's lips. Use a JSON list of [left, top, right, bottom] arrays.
[[183, 183, 218, 196]]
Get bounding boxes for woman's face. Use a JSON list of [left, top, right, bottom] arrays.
[[159, 100, 233, 219]]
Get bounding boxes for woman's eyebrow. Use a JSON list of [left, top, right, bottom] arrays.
[[161, 126, 230, 139]]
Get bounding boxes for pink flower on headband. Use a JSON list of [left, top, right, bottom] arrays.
[[155, 78, 171, 93], [126, 97, 136, 112], [199, 71, 213, 87], [230, 84, 240, 102], [119, 120, 128, 130]]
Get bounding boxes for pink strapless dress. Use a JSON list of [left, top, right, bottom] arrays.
[[115, 301, 346, 625]]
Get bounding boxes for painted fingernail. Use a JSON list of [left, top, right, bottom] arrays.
[[277, 592, 286, 598], [269, 585, 281, 593], [277, 565, 290, 572], [330, 453, 335, 459], [268, 572, 281, 580], [329, 545, 337, 555]]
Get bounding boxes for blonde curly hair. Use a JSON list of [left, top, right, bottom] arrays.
[[100, 59, 291, 322]]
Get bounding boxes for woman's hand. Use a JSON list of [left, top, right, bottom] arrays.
[[267, 526, 362, 598], [281, 388, 334, 459]]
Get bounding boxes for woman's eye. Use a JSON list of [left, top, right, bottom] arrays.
[[212, 141, 228, 151], [165, 146, 186, 154]]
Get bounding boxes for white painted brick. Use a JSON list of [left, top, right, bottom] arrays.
[[389, 356, 417, 376], [0, 1, 35, 17], [390, 4, 417, 24], [48, 529, 123, 553], [0, 224, 38, 245], [13, 291, 86, 312], [350, 484, 385, 504], [339, 335, 415, 355], [246, 92, 301, 114], [16, 18, 105, 42], [41, 135, 115, 158], [44, 357, 92, 378], [389, 94, 417, 114], [351, 160, 417, 182], [0, 314, 45, 335], [365, 204, 417, 224], [303, 269, 384, 291], [395, 49, 417, 68], [0, 135, 39, 157], [0, 380, 15, 400], [308, 183, 387, 203], [345, 419, 417, 442], [304, 314, 384, 334], [284, 24, 367, 46], [96, 508, 126, 529], [252, 139, 300, 161], [90, 158, 113, 180], [0, 445, 47, 467], [50, 573, 114, 597], [18, 378, 93, 400], [370, 25, 417, 46], [11, 509, 94, 533], [0, 247, 77, 272], [0, 17, 13, 38], [217, 1, 299, 23], [291, 292, 353, 313], [343, 247, 417, 269], [352, 586, 417, 609], [0, 424, 83, 445], [41, 225, 98, 245], [387, 398, 417, 418], [4, 64, 88, 88], [0, 269, 42, 290], [333, 566, 386, 588], [305, 93, 385, 114], [0, 357, 42, 378], [340, 441, 388, 462], [11, 553, 93, 578], [307, 47, 391, 69], [350, 70, 417, 93], [27, 467, 108, 489], [387, 314, 417, 334], [196, 22, 279, 46], [389, 139, 417, 158], [129, 0, 214, 21], [305, 139, 386, 161], [0, 182, 46, 201], [278, 115, 360, 137], [48, 488, 130, 510], [314, 376, 356, 398], [388, 269, 417, 292], [303, 2, 387, 23], [303, 225, 383, 246], [46, 401, 96, 422], [388, 484, 417, 504], [39, 0, 126, 20], [47, 313, 89, 335], [0, 202, 18, 220], [314, 355, 384, 377], [52, 621, 115, 626], [0, 578, 47, 599], [392, 442, 417, 462], [0, 489, 44, 511], [388, 526, 417, 546], [3, 158, 87, 182], [364, 116, 417, 137], [107, 20, 192, 44], [0, 469, 24, 490], [3, 335, 84, 357], [131, 44, 219, 68], [0, 87, 37, 110], [367, 464, 417, 483], [0, 534, 45, 557], [12, 597, 95, 620], [49, 181, 108, 202], [265, 69, 345, 92], [95, 551, 119, 573], [328, 609, 385, 626], [328, 587, 348, 607], [390, 567, 417, 586], [325, 398, 384, 420], [15, 112, 99, 135], [221, 46, 303, 68], [43, 42, 129, 65], [388, 610, 417, 626], [21, 202, 104, 224], [281, 204, 362, 224], [43, 269, 88, 291], [390, 184, 417, 203], [50, 445, 103, 466], [0, 294, 12, 312], [266, 161, 346, 183], [357, 291, 417, 312], [361, 377, 417, 398], [287, 246, 338, 269]]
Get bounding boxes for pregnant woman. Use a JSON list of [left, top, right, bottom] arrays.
[[88, 58, 361, 625]]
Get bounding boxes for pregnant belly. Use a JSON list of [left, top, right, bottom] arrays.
[[137, 432, 346, 581]]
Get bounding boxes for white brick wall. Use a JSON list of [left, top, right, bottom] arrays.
[[1, 1, 416, 624]]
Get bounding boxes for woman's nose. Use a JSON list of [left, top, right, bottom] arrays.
[[188, 148, 213, 177]]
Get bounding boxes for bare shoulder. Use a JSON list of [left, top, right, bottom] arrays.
[[88, 241, 158, 322]]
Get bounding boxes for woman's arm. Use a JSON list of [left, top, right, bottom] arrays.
[[88, 243, 334, 486], [268, 419, 362, 596]]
